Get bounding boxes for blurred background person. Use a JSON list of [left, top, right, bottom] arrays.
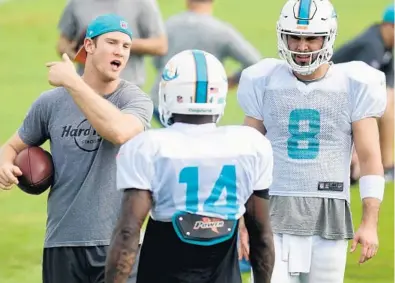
[[150, 0, 262, 126], [332, 4, 394, 182], [56, 0, 168, 88]]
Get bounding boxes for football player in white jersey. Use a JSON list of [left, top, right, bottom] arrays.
[[236, 0, 387, 283], [104, 49, 275, 283]]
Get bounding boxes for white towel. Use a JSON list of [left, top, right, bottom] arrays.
[[283, 234, 313, 274], [249, 234, 313, 282]]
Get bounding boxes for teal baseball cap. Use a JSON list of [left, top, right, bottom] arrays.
[[74, 14, 133, 64], [383, 4, 394, 23]]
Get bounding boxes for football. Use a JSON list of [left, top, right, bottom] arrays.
[[14, 146, 54, 195]]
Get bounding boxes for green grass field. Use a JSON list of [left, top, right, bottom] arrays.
[[0, 0, 393, 282]]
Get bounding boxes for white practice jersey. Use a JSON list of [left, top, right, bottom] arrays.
[[116, 123, 273, 221], [238, 59, 387, 203]]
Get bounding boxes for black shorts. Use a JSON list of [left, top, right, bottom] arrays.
[[43, 245, 139, 283], [137, 217, 241, 283]]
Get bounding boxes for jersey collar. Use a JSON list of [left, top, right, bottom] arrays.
[[171, 122, 217, 132]]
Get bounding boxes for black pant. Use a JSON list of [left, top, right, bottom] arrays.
[[137, 218, 241, 283], [43, 246, 139, 283]]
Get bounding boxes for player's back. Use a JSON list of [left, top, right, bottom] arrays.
[[132, 123, 272, 283], [144, 123, 270, 221]]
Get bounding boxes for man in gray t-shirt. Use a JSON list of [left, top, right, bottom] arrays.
[[56, 0, 168, 87], [332, 4, 394, 181], [0, 14, 152, 283], [150, 0, 261, 125]]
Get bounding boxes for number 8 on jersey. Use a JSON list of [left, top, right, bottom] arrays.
[[287, 109, 321, 160]]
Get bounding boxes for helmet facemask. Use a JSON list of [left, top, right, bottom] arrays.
[[277, 27, 336, 75], [276, 0, 338, 76]]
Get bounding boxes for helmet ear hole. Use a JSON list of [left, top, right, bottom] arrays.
[[168, 116, 174, 126]]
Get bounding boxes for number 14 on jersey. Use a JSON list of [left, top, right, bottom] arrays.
[[179, 165, 239, 220]]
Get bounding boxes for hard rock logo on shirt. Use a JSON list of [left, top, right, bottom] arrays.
[[61, 119, 102, 152]]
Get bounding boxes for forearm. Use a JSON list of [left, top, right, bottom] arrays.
[[361, 198, 381, 227], [0, 144, 18, 165], [105, 226, 141, 283], [353, 117, 385, 227], [0, 134, 29, 165], [130, 37, 167, 56], [66, 77, 143, 144], [358, 153, 383, 177], [105, 189, 152, 283], [358, 152, 384, 227], [244, 194, 274, 282], [250, 232, 275, 282]]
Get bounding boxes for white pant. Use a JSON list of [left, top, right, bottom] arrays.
[[250, 233, 348, 283]]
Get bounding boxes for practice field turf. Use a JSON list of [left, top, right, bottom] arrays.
[[0, 0, 393, 282]]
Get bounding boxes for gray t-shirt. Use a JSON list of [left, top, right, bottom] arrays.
[[150, 11, 261, 107], [58, 0, 165, 86], [332, 24, 394, 87], [270, 196, 354, 240], [18, 80, 153, 248]]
